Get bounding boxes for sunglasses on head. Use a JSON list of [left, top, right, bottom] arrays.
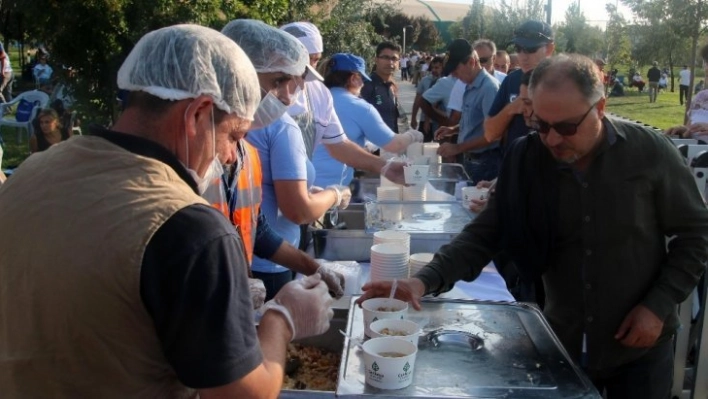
[[530, 101, 598, 136]]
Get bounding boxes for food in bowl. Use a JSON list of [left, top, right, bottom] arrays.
[[378, 351, 407, 358], [282, 343, 341, 391], [379, 328, 408, 336]]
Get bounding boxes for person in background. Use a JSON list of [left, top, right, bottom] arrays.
[[312, 53, 423, 188], [494, 50, 511, 74], [362, 42, 402, 133], [0, 24, 334, 398], [647, 61, 661, 103], [0, 45, 13, 103], [484, 20, 554, 150], [665, 43, 708, 140], [679, 65, 691, 105], [508, 53, 520, 71], [410, 56, 443, 141], [400, 54, 409, 81], [359, 54, 708, 399], [32, 54, 53, 86], [223, 19, 351, 300], [29, 108, 72, 153], [658, 73, 668, 92]]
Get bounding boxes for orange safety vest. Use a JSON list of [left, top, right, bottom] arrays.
[[206, 140, 262, 264]]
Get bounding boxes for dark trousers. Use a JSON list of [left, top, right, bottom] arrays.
[[463, 148, 502, 185], [586, 338, 674, 399], [252, 270, 295, 302], [680, 85, 690, 105]]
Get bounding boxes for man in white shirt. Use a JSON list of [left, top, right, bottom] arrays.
[[400, 56, 409, 81], [0, 46, 13, 102], [679, 65, 691, 105]]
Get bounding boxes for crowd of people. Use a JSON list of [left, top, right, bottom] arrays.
[[0, 16, 705, 399]]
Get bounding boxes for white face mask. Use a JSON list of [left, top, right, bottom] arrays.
[[183, 104, 224, 195], [250, 90, 289, 130]]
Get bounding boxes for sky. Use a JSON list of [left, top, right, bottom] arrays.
[[425, 0, 634, 27]]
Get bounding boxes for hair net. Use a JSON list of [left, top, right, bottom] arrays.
[[221, 19, 309, 77], [281, 22, 323, 55], [117, 24, 260, 119]]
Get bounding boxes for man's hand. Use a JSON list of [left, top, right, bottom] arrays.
[[664, 125, 689, 137], [316, 265, 345, 299], [437, 142, 461, 158], [410, 118, 418, 130], [468, 198, 488, 213], [688, 122, 708, 136], [355, 278, 426, 311], [434, 126, 458, 141], [614, 305, 664, 348], [381, 161, 407, 185]]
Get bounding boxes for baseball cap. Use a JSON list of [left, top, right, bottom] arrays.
[[329, 53, 371, 81], [442, 39, 473, 76], [512, 20, 554, 48]]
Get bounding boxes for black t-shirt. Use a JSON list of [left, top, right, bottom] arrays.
[[361, 72, 400, 133], [487, 69, 530, 153], [647, 67, 661, 83], [89, 127, 262, 389]]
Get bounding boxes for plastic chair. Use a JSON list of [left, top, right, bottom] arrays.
[[0, 90, 50, 142]]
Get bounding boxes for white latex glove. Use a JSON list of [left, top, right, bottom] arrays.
[[248, 278, 266, 310], [401, 129, 425, 146], [326, 184, 352, 209], [261, 274, 334, 340], [381, 160, 407, 185], [317, 264, 345, 299], [309, 185, 324, 194]]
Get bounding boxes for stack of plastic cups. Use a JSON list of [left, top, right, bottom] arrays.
[[373, 230, 411, 252], [406, 142, 424, 159], [376, 186, 402, 222], [409, 252, 434, 277], [402, 185, 426, 217], [370, 243, 410, 282]]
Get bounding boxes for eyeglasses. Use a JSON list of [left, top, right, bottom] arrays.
[[478, 57, 490, 64], [530, 102, 598, 136], [377, 55, 400, 62], [514, 44, 544, 54]]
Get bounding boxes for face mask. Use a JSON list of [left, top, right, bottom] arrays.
[[184, 104, 224, 195], [250, 89, 295, 130]]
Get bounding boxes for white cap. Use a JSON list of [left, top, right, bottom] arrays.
[[280, 22, 323, 55], [117, 24, 260, 119]]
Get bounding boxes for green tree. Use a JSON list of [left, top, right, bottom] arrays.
[[316, 0, 387, 62], [605, 4, 633, 73], [448, 0, 486, 42], [485, 0, 546, 52]]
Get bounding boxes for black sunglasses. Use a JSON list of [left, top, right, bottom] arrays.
[[478, 57, 491, 64], [530, 102, 598, 136]]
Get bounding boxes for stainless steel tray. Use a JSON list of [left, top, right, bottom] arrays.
[[337, 297, 601, 399], [365, 201, 474, 233]]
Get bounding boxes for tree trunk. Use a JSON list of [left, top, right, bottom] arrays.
[[684, 0, 703, 125], [669, 53, 674, 92]]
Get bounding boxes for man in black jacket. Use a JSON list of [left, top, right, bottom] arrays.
[[647, 61, 661, 103]]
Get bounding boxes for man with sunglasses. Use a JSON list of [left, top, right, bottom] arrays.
[[358, 54, 708, 399], [484, 20, 555, 150], [361, 41, 402, 133]]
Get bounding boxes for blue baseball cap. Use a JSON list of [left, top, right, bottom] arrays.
[[329, 53, 371, 82]]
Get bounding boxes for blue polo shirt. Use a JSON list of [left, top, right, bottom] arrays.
[[245, 114, 314, 274], [422, 76, 457, 115], [312, 87, 396, 187], [458, 69, 500, 152], [487, 68, 529, 152]]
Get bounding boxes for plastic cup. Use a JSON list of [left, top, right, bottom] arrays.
[[406, 142, 424, 158], [403, 165, 429, 185], [361, 298, 408, 337], [461, 186, 489, 207], [369, 319, 422, 347], [362, 337, 418, 389]]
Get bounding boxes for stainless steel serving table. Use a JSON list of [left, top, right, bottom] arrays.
[[337, 297, 601, 399]]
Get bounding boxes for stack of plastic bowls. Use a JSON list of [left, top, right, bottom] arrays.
[[370, 243, 410, 282], [409, 252, 434, 276]]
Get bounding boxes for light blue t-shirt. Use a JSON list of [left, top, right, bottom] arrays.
[[246, 114, 314, 274], [422, 76, 458, 115], [312, 87, 395, 187]]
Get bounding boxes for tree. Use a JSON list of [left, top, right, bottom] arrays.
[[605, 4, 633, 74], [485, 0, 546, 52], [553, 2, 604, 57], [367, 11, 442, 53], [316, 0, 387, 62], [412, 16, 443, 52], [622, 0, 706, 104], [448, 0, 486, 42]]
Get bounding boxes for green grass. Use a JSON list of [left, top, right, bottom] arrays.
[[1, 126, 31, 169], [605, 87, 688, 130]]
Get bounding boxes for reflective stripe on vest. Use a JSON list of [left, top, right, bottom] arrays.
[[229, 141, 262, 264]]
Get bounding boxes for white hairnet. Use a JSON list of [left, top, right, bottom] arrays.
[[221, 19, 309, 77], [281, 22, 323, 55], [117, 24, 260, 119]]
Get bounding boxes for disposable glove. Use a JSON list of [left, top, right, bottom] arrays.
[[248, 278, 266, 310], [261, 274, 334, 340], [400, 129, 425, 146], [326, 185, 352, 209], [316, 264, 345, 299]]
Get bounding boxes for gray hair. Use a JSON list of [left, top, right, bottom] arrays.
[[529, 54, 604, 104], [472, 39, 497, 55]]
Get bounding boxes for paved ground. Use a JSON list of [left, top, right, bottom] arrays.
[[396, 74, 419, 125]]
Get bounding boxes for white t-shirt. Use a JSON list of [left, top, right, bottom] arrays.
[[421, 63, 429, 72], [680, 69, 691, 86], [447, 79, 466, 112], [2, 56, 11, 74], [400, 57, 409, 68], [287, 80, 345, 147]]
